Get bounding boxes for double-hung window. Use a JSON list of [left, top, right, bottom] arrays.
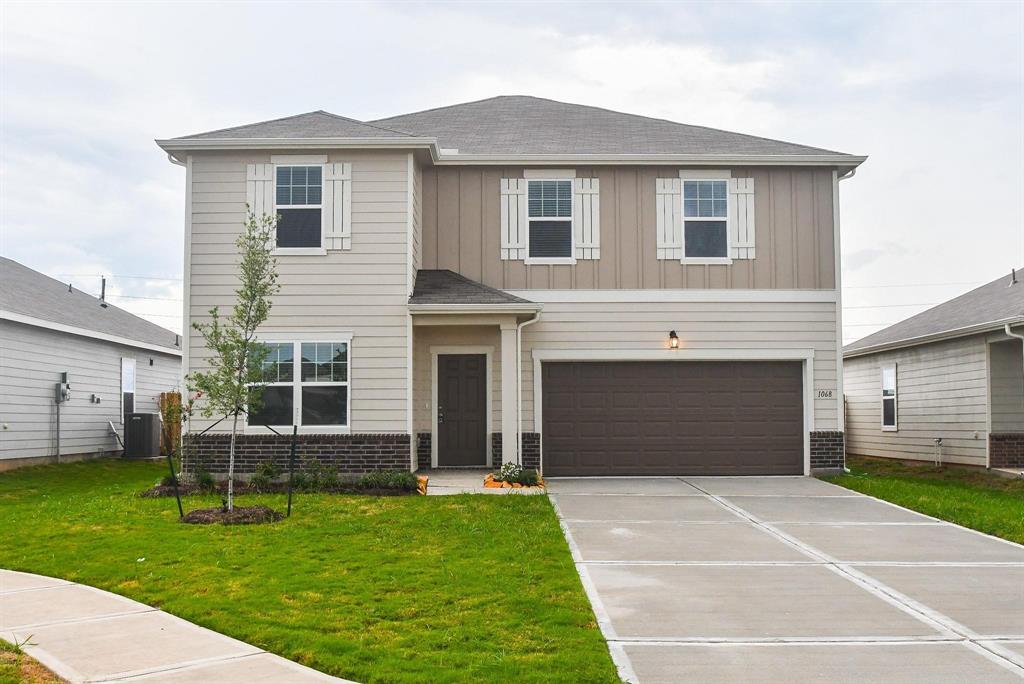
[[120, 357, 136, 423], [682, 179, 729, 261], [275, 166, 323, 249], [527, 179, 573, 262], [248, 339, 350, 429], [881, 363, 897, 431]]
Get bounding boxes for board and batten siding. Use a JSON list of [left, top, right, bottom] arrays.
[[990, 338, 1024, 432], [844, 335, 990, 466], [0, 320, 180, 464], [420, 166, 836, 291], [519, 300, 840, 432], [187, 150, 410, 433]]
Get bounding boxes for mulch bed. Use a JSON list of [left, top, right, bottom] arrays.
[[141, 481, 416, 498], [181, 505, 284, 525], [483, 473, 546, 490]]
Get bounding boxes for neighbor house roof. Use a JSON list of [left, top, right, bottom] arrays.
[[0, 257, 182, 354], [844, 269, 1024, 357], [158, 96, 865, 166], [409, 270, 537, 309]]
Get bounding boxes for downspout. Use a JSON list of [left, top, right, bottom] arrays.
[[836, 166, 856, 473], [516, 310, 542, 467]]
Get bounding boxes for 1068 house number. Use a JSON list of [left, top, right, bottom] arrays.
[[816, 390, 834, 399]]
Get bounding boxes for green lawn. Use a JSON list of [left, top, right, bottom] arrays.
[[828, 456, 1024, 544], [1, 638, 60, 684], [0, 460, 618, 684]]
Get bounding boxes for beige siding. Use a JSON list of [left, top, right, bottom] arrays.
[[421, 166, 835, 290], [990, 339, 1024, 431], [520, 300, 839, 432], [844, 336, 990, 466], [0, 321, 181, 461], [412, 160, 423, 274], [187, 150, 410, 433]]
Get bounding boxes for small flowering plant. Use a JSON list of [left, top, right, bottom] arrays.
[[498, 462, 523, 482]]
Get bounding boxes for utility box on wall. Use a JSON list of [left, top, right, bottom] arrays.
[[124, 413, 160, 458]]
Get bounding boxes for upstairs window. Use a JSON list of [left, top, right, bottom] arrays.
[[275, 166, 322, 249], [881, 363, 898, 431], [527, 179, 573, 261], [682, 180, 728, 260]]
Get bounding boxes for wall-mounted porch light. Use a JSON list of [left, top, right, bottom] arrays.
[[668, 330, 679, 349]]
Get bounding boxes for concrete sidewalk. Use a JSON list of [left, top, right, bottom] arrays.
[[550, 476, 1024, 684], [0, 570, 355, 683]]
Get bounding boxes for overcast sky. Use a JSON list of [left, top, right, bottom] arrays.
[[2, 1, 1022, 340]]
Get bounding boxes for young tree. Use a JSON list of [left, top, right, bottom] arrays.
[[189, 208, 279, 510]]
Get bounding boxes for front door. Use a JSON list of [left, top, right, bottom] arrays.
[[437, 354, 487, 466]]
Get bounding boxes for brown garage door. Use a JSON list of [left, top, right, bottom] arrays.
[[542, 361, 804, 476]]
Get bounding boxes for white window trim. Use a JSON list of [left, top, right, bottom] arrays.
[[245, 333, 353, 435], [273, 163, 326, 254], [680, 177, 731, 264], [525, 178, 577, 265], [881, 362, 898, 432], [120, 357, 136, 425]]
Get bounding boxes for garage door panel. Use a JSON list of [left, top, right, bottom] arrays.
[[542, 361, 803, 476]]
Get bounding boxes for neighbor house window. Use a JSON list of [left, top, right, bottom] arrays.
[[275, 166, 323, 248], [527, 179, 573, 261], [247, 340, 349, 428], [120, 357, 136, 423], [881, 363, 897, 431], [682, 180, 728, 260]]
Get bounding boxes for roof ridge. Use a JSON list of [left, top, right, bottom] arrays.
[[314, 110, 418, 137], [370, 95, 512, 123]]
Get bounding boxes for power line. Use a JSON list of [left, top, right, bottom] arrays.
[[56, 273, 183, 282]]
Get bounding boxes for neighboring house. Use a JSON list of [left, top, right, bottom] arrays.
[[844, 270, 1024, 469], [0, 257, 182, 470], [157, 95, 865, 477]]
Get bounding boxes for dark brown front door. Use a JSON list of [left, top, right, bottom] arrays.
[[542, 361, 804, 476], [437, 354, 487, 466]]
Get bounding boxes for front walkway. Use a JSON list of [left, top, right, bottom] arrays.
[[548, 476, 1024, 683], [0, 570, 353, 683]]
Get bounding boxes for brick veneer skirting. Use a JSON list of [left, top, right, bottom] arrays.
[[416, 433, 432, 471], [989, 433, 1024, 468], [810, 431, 845, 472], [491, 432, 541, 472], [183, 433, 410, 474]]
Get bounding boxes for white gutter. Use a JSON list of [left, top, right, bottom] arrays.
[[1, 310, 182, 356], [516, 310, 542, 468], [844, 317, 1024, 359]]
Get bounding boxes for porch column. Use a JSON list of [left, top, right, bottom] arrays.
[[500, 322, 520, 465]]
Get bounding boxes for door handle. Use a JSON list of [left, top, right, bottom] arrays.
[[437, 406, 445, 424]]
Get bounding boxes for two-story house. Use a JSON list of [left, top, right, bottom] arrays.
[[157, 96, 865, 477]]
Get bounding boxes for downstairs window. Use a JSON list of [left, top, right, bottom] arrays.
[[248, 340, 349, 428]]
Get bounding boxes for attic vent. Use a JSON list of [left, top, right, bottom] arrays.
[[1011, 268, 1018, 286]]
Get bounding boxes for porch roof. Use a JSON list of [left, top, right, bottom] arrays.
[[409, 270, 539, 311]]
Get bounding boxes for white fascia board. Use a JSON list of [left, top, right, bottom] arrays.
[[532, 348, 815, 362], [408, 303, 542, 314], [432, 153, 868, 167], [503, 289, 838, 303], [842, 317, 1024, 359], [0, 310, 183, 356], [157, 137, 441, 161]]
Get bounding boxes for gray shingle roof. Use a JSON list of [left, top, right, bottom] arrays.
[[844, 269, 1024, 355], [173, 111, 415, 140], [371, 96, 849, 156], [409, 270, 535, 306], [0, 257, 182, 352], [166, 96, 858, 159]]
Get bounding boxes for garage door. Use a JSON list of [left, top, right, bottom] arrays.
[[542, 361, 804, 476]]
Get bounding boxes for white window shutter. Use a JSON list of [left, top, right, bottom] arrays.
[[246, 163, 275, 248], [324, 162, 352, 250], [500, 178, 527, 260], [573, 178, 600, 259], [655, 178, 682, 260], [728, 177, 755, 259]]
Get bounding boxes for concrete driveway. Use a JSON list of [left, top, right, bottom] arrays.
[[548, 476, 1024, 683]]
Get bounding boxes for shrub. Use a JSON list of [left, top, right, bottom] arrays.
[[498, 462, 523, 482], [515, 469, 541, 486], [254, 459, 281, 480], [358, 470, 418, 491], [195, 470, 215, 491], [289, 471, 310, 492], [249, 473, 271, 492], [160, 474, 178, 487]]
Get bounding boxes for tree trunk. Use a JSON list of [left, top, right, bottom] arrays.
[[227, 412, 238, 511]]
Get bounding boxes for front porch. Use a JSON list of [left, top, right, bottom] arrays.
[[409, 270, 542, 473]]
